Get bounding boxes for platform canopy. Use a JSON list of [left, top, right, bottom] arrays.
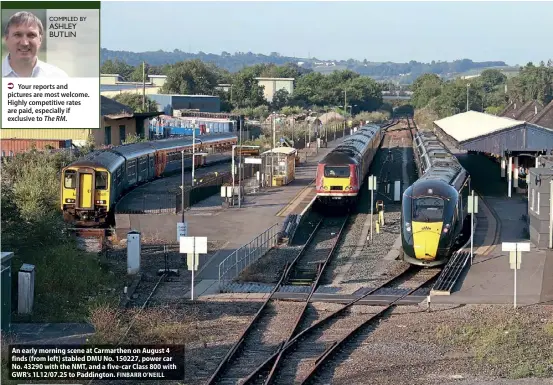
[[433, 111, 553, 155]]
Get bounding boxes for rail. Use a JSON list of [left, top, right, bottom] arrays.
[[218, 223, 280, 291]]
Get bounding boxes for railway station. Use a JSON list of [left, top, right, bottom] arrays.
[[428, 111, 553, 305]]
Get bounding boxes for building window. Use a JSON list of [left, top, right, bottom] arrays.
[[119, 125, 126, 144], [105, 126, 112, 145]]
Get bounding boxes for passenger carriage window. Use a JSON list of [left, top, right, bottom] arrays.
[[64, 170, 76, 189], [95, 171, 108, 190]]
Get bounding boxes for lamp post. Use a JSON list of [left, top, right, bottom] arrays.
[[191, 120, 196, 187], [271, 112, 276, 187], [466, 83, 470, 112], [181, 150, 185, 221]]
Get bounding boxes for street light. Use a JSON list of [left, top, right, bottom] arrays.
[[181, 150, 185, 222], [466, 83, 470, 112], [272, 112, 276, 187], [191, 120, 196, 187]]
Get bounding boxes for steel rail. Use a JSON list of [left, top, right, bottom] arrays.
[[205, 218, 325, 385], [300, 269, 441, 384], [263, 215, 350, 385], [239, 266, 426, 384]]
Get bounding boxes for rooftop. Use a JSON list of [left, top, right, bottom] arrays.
[[101, 96, 134, 118], [434, 110, 525, 143]]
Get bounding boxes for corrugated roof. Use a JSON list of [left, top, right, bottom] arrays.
[[434, 111, 525, 142], [101, 96, 134, 117], [262, 147, 297, 155]]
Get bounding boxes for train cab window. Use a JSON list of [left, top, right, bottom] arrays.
[[95, 171, 108, 190], [64, 170, 76, 189], [324, 166, 350, 178], [413, 197, 444, 222]]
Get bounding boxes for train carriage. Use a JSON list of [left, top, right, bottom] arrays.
[[401, 129, 470, 266], [315, 124, 384, 207], [61, 133, 237, 225]]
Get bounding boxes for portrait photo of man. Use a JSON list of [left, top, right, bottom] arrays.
[[2, 11, 68, 78]]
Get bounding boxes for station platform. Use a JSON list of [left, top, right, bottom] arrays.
[[184, 142, 344, 297], [432, 153, 553, 306]]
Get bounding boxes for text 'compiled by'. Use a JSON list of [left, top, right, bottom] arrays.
[[9, 344, 185, 381]]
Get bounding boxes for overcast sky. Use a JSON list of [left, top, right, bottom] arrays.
[[100, 1, 553, 65]]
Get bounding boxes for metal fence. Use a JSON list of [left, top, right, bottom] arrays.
[[218, 223, 280, 291]]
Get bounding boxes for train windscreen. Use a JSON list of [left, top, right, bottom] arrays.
[[324, 166, 350, 178], [413, 197, 444, 222]]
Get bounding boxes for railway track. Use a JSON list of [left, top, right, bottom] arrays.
[[206, 215, 350, 385], [214, 266, 440, 385]]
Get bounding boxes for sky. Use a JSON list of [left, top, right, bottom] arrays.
[[100, 1, 553, 66]]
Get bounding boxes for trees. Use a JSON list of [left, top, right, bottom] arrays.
[[111, 93, 158, 113], [411, 74, 443, 109], [161, 59, 220, 95], [410, 60, 553, 120]]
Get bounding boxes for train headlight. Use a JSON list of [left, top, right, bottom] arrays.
[[95, 200, 106, 205], [324, 186, 329, 190], [345, 186, 351, 190], [405, 222, 411, 232], [442, 223, 450, 234], [65, 198, 75, 203]]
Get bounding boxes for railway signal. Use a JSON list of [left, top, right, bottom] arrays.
[[180, 236, 208, 301], [502, 242, 530, 309]]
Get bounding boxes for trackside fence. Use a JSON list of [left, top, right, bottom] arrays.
[[218, 223, 280, 291]]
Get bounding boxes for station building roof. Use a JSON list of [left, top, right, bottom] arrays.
[[433, 110, 553, 155]]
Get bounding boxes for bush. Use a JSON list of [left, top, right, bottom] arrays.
[[1, 150, 121, 322]]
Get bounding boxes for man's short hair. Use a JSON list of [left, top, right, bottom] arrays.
[[3, 11, 44, 37]]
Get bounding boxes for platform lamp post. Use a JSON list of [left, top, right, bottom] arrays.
[[181, 150, 185, 221], [191, 120, 196, 187], [466, 83, 470, 112], [467, 190, 478, 265], [272, 112, 276, 187]]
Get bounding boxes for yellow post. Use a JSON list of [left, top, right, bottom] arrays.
[[375, 221, 380, 234], [376, 200, 385, 226]]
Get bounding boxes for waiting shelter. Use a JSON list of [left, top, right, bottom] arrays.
[[261, 147, 297, 187], [433, 111, 553, 197]]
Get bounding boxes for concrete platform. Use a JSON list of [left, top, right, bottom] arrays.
[[7, 323, 95, 344], [130, 140, 343, 298], [432, 153, 553, 306]]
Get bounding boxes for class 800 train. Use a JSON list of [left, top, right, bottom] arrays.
[[315, 124, 383, 206], [401, 129, 471, 267], [60, 133, 237, 225]]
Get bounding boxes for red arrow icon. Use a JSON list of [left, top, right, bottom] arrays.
[[7, 82, 14, 89]]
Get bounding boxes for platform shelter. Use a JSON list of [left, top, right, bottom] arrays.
[[433, 111, 553, 198], [261, 147, 297, 187]]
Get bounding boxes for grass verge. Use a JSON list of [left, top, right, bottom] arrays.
[[435, 311, 553, 379]]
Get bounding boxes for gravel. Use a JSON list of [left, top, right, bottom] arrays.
[[312, 304, 553, 385], [322, 129, 420, 295]]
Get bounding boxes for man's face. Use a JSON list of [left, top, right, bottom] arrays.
[[4, 22, 42, 62]]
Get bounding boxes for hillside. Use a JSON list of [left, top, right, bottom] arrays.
[[100, 48, 509, 83]]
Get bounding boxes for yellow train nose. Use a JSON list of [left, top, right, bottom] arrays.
[[412, 222, 443, 260]]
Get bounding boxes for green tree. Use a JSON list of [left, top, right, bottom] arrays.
[[346, 76, 383, 112], [100, 59, 134, 80], [161, 59, 220, 95], [271, 89, 290, 111], [231, 70, 267, 109], [111, 93, 158, 113], [411, 73, 443, 108]]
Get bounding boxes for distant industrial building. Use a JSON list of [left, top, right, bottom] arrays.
[[100, 74, 167, 97], [147, 94, 221, 115], [255, 77, 295, 102]]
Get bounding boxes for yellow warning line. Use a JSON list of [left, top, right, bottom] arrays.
[[276, 179, 316, 217]]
